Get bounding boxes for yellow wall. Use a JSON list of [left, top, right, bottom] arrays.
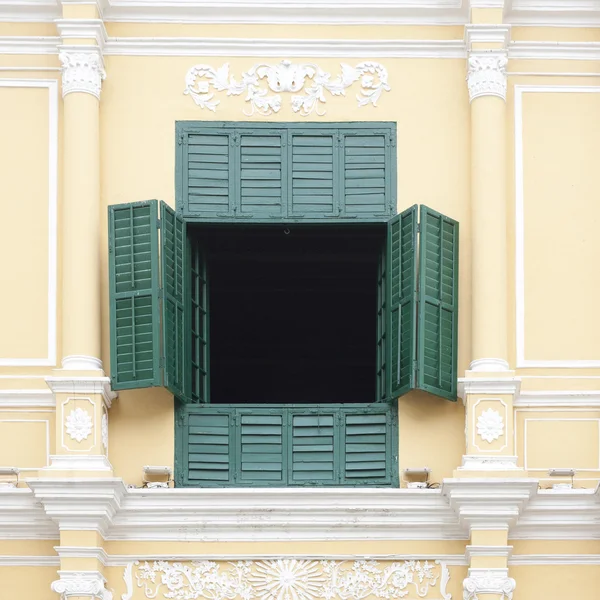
[[511, 566, 600, 600], [0, 566, 57, 599]]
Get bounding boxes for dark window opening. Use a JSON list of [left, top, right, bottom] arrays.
[[192, 224, 385, 404]]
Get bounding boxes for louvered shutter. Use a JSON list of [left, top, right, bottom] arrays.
[[183, 410, 233, 486], [108, 201, 161, 390], [183, 129, 235, 217], [376, 243, 387, 401], [237, 130, 286, 217], [237, 411, 286, 484], [161, 203, 186, 398], [340, 406, 396, 485], [290, 411, 336, 484], [189, 238, 209, 403], [417, 205, 459, 401], [289, 130, 337, 217], [341, 130, 392, 217], [387, 205, 418, 399]]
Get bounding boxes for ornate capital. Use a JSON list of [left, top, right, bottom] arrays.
[[466, 52, 508, 102], [51, 571, 112, 599], [59, 50, 106, 99], [463, 568, 516, 600]]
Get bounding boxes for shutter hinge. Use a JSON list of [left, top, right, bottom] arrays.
[[177, 132, 185, 146], [416, 223, 421, 234], [156, 218, 162, 230], [159, 356, 165, 369]]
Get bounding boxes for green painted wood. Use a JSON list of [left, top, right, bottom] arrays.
[[387, 205, 418, 399], [161, 202, 187, 398], [376, 240, 387, 402], [175, 404, 398, 487], [189, 237, 209, 403], [417, 205, 459, 401], [108, 200, 161, 390]]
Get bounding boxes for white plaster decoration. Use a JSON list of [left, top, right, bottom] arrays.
[[476, 408, 504, 443], [46, 376, 117, 408], [184, 60, 390, 116], [65, 407, 93, 443], [62, 355, 103, 370], [458, 377, 521, 401], [59, 50, 106, 99], [122, 559, 452, 600], [459, 455, 520, 470], [101, 412, 108, 451], [463, 568, 515, 600], [46, 454, 113, 471], [469, 358, 510, 372], [51, 570, 112, 599], [466, 53, 508, 102]]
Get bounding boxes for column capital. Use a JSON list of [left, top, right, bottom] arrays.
[[51, 570, 112, 600], [463, 568, 516, 600], [59, 47, 106, 100], [467, 51, 508, 102]]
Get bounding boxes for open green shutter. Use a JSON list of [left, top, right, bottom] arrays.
[[417, 205, 459, 401], [387, 205, 418, 399], [108, 201, 161, 390], [160, 202, 186, 398], [376, 242, 387, 402]]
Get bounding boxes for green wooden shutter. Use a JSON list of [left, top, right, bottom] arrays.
[[237, 411, 286, 484], [289, 130, 337, 217], [161, 203, 186, 398], [237, 130, 286, 218], [189, 238, 209, 403], [341, 131, 391, 217], [185, 410, 233, 486], [290, 411, 336, 484], [184, 130, 234, 217], [108, 201, 161, 390], [376, 242, 387, 402], [340, 406, 396, 485], [387, 205, 418, 399], [417, 205, 459, 401]]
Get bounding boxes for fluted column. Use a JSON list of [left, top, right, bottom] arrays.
[[59, 49, 105, 371], [467, 52, 509, 373]]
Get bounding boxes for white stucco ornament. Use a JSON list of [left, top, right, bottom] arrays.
[[476, 408, 504, 443], [123, 558, 451, 600], [65, 407, 93, 443], [466, 53, 507, 102], [51, 571, 112, 599], [184, 60, 390, 116], [463, 569, 515, 600], [101, 412, 108, 450], [59, 50, 106, 99]]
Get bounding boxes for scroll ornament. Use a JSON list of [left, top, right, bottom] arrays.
[[184, 60, 390, 116], [123, 558, 452, 600]]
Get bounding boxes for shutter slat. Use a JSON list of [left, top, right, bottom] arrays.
[[291, 411, 336, 484]]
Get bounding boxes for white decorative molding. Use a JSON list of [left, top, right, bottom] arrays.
[[46, 376, 117, 408], [469, 358, 510, 372], [0, 389, 55, 407], [51, 570, 112, 600], [184, 60, 390, 116], [467, 52, 508, 102], [458, 455, 520, 471], [54, 546, 109, 566], [101, 412, 108, 451], [509, 554, 600, 566], [465, 546, 513, 563], [55, 18, 108, 50], [45, 454, 113, 472], [62, 355, 103, 371], [477, 408, 505, 443], [123, 559, 452, 600], [505, 0, 600, 26], [65, 407, 93, 443], [463, 568, 516, 600], [59, 49, 106, 99], [515, 390, 600, 408], [510, 41, 600, 61], [464, 24, 511, 51], [0, 555, 60, 566], [514, 85, 600, 369], [0, 79, 57, 367], [458, 377, 521, 400]]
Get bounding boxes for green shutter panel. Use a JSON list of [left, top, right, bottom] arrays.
[[289, 130, 337, 217], [290, 411, 336, 484], [417, 205, 459, 401], [237, 130, 286, 217], [184, 130, 234, 217], [341, 131, 391, 217], [160, 202, 186, 398], [189, 238, 209, 403], [340, 405, 396, 485], [185, 410, 233, 486], [237, 410, 286, 484], [387, 205, 418, 399], [108, 201, 161, 390], [376, 242, 387, 401]]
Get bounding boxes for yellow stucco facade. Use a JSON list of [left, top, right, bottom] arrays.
[[1, 1, 600, 599]]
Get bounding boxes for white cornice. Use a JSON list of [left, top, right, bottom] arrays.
[[45, 376, 116, 408], [54, 545, 109, 566], [0, 36, 60, 54], [515, 390, 600, 408], [0, 389, 55, 408], [458, 377, 522, 398], [0, 488, 58, 540], [505, 0, 600, 26], [55, 18, 108, 50], [509, 41, 600, 61], [509, 554, 600, 565]]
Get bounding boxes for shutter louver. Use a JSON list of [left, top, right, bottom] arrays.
[[342, 132, 389, 216], [108, 201, 161, 390], [190, 238, 209, 403], [238, 131, 285, 217], [238, 412, 286, 484], [290, 412, 336, 484], [161, 203, 186, 398], [417, 205, 459, 401], [290, 131, 336, 216], [376, 243, 387, 401], [387, 205, 418, 399], [186, 411, 232, 485], [186, 131, 234, 216]]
